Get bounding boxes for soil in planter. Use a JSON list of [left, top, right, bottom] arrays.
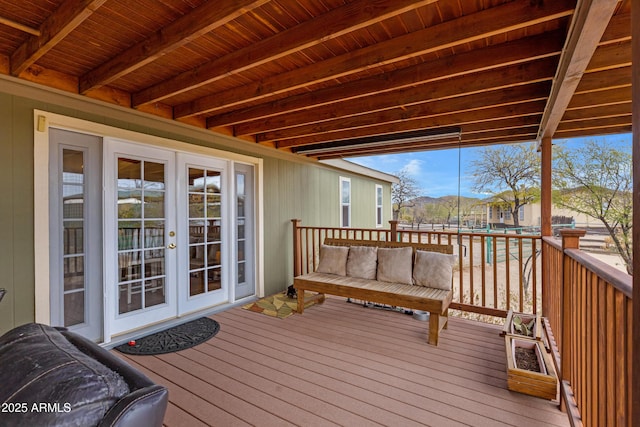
[[515, 347, 540, 372]]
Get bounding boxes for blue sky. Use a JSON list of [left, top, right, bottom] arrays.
[[346, 133, 632, 199]]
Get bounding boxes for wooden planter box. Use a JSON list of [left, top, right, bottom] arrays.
[[505, 336, 558, 400], [501, 309, 541, 340]]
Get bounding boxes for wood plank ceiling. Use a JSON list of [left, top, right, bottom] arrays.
[[0, 0, 631, 159]]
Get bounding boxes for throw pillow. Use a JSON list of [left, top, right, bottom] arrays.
[[316, 245, 349, 275], [346, 246, 378, 279], [376, 246, 413, 284], [413, 250, 457, 290]]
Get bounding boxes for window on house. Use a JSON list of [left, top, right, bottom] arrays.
[[519, 206, 525, 221], [488, 206, 492, 220], [506, 209, 511, 220], [375, 185, 383, 227], [340, 177, 351, 227]]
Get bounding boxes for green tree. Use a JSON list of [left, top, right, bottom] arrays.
[[438, 196, 459, 226], [553, 140, 632, 275], [391, 170, 420, 221], [470, 143, 540, 229]]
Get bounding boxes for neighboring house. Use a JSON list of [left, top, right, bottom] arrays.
[[0, 80, 396, 343], [486, 201, 597, 229]]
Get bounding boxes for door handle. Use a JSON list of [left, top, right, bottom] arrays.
[[167, 243, 176, 249]]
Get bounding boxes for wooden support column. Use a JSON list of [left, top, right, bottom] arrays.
[[632, 0, 640, 424], [540, 136, 553, 320], [292, 219, 302, 277], [389, 220, 398, 242], [559, 228, 585, 412], [540, 136, 553, 237]]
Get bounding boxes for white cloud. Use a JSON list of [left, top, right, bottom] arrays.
[[401, 159, 422, 176]]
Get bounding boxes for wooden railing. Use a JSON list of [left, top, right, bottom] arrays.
[[293, 221, 634, 424], [542, 230, 633, 427], [292, 219, 541, 320]]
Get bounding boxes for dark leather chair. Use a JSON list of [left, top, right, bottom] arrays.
[[0, 323, 168, 427]]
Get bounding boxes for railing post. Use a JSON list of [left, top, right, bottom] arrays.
[[389, 220, 398, 242], [292, 219, 302, 277], [559, 228, 586, 412]]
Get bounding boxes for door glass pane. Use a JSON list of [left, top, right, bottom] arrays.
[[188, 168, 205, 192], [118, 190, 142, 218], [144, 162, 165, 189], [188, 166, 223, 296], [118, 221, 142, 250], [62, 149, 85, 327], [342, 180, 350, 204], [144, 191, 165, 218], [117, 158, 167, 314], [207, 194, 221, 218], [145, 278, 165, 307], [235, 167, 253, 299], [64, 291, 84, 327]]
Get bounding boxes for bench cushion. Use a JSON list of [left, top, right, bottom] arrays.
[[413, 250, 457, 290], [316, 245, 349, 275], [377, 246, 413, 284], [346, 246, 378, 279]]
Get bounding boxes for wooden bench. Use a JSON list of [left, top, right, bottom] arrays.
[[294, 238, 454, 346]]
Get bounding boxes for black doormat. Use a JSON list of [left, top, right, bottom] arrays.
[[116, 317, 219, 355]]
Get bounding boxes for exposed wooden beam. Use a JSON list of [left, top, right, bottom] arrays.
[[272, 101, 545, 146], [0, 16, 40, 35], [309, 137, 461, 158], [10, 0, 107, 76], [175, 0, 574, 119], [274, 85, 550, 148], [132, 0, 438, 106], [293, 114, 542, 151], [79, 0, 269, 93], [537, 0, 619, 140], [232, 57, 557, 136], [311, 130, 538, 159], [202, 31, 563, 127]]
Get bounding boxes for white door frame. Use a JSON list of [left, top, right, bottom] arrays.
[[34, 110, 264, 344], [48, 129, 103, 341]]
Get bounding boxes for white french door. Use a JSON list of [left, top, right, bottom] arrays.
[[40, 114, 261, 344], [105, 140, 178, 335], [177, 153, 230, 314], [104, 140, 240, 336]]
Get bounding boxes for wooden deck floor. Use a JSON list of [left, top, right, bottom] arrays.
[[115, 297, 570, 427]]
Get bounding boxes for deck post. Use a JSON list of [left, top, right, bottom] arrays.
[[540, 136, 553, 319], [389, 220, 398, 242], [292, 219, 302, 277], [559, 228, 585, 412], [540, 135, 553, 238]]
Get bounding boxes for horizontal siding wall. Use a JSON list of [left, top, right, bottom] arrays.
[[262, 158, 391, 295], [0, 81, 392, 334]]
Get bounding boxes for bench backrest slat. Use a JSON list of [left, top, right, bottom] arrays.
[[323, 238, 453, 255]]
